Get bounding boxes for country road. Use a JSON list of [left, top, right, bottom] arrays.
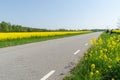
[[0, 32, 102, 80]]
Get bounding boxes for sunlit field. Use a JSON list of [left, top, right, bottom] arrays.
[[64, 32, 120, 80], [0, 31, 91, 41], [0, 31, 91, 47], [112, 30, 120, 33]]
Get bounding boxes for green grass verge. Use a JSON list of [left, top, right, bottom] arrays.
[[0, 32, 91, 48], [64, 32, 120, 80]]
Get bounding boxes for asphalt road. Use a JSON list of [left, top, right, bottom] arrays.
[[0, 32, 102, 80]]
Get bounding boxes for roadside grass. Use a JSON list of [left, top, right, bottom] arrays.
[[0, 32, 91, 48], [64, 32, 120, 80]]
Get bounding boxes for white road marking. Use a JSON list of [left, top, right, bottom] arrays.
[[74, 50, 80, 55], [40, 70, 55, 80], [85, 43, 88, 46]]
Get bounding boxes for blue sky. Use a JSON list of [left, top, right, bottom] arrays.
[[0, 0, 120, 29]]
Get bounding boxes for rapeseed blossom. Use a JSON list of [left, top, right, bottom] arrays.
[[91, 64, 95, 69], [0, 31, 90, 41], [95, 70, 99, 74], [112, 78, 115, 80]]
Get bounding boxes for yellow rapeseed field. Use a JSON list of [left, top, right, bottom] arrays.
[[0, 31, 91, 41], [112, 30, 120, 33]]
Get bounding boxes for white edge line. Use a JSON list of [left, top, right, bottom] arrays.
[[40, 70, 55, 80], [74, 50, 80, 55], [85, 43, 88, 46]]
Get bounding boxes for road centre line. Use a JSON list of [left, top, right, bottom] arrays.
[[85, 43, 88, 46], [74, 50, 80, 55], [40, 70, 55, 80]]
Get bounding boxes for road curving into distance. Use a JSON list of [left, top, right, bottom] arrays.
[[0, 32, 102, 80]]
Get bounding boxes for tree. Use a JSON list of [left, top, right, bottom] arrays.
[[0, 21, 10, 32]]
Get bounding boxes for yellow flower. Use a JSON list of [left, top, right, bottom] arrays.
[[95, 70, 99, 74], [91, 64, 95, 69], [98, 38, 102, 45], [112, 41, 116, 45], [104, 49, 107, 52], [90, 72, 94, 76], [108, 58, 112, 62], [112, 78, 115, 80], [103, 54, 107, 60], [91, 37, 96, 45], [116, 57, 120, 62], [108, 65, 112, 69], [100, 50, 103, 54]]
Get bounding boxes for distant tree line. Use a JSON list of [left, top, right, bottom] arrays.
[[0, 21, 77, 32], [1, 21, 106, 32], [0, 21, 52, 32], [91, 29, 106, 32]]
